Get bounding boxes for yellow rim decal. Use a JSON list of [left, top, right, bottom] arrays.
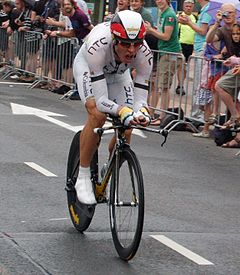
[[70, 205, 79, 225]]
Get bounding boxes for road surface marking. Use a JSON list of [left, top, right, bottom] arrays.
[[150, 235, 214, 266], [24, 162, 57, 177], [49, 218, 69, 221], [11, 103, 146, 137]]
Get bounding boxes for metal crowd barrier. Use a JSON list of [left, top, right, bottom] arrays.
[[186, 55, 239, 127], [148, 50, 240, 132], [0, 30, 79, 92], [1, 30, 239, 135], [148, 49, 198, 132]]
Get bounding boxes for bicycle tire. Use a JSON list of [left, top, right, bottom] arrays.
[[66, 131, 96, 232], [109, 146, 144, 261]]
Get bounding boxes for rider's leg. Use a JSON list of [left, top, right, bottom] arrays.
[[80, 99, 106, 167], [73, 51, 106, 204], [76, 98, 106, 204]]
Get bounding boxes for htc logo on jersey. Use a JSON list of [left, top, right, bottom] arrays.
[[88, 37, 108, 55], [140, 44, 153, 66]]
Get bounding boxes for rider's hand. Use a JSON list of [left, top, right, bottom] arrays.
[[134, 107, 151, 126], [119, 106, 136, 126]]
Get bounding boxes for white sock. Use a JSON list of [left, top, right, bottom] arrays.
[[78, 166, 90, 177]]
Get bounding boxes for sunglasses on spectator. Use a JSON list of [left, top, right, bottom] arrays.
[[116, 40, 143, 48]]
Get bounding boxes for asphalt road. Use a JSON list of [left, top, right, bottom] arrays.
[[0, 81, 240, 275]]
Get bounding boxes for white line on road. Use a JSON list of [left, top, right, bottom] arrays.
[[24, 162, 57, 177], [150, 235, 214, 266], [49, 218, 69, 221]]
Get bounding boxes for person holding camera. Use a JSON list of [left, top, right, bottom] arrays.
[[205, 3, 238, 128], [206, 3, 237, 57]]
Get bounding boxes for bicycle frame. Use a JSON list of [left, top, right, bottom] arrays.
[[94, 119, 168, 202], [94, 123, 127, 202]]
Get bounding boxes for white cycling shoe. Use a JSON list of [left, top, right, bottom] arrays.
[[75, 175, 97, 205]]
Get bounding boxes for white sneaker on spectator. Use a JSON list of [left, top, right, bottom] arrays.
[[192, 131, 210, 138], [75, 175, 96, 205], [10, 74, 20, 80]]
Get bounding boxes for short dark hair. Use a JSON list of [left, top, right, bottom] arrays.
[[3, 0, 15, 9]]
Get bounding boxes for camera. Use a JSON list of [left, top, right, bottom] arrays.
[[222, 11, 229, 18]]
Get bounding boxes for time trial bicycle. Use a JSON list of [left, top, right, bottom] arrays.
[[65, 117, 168, 261]]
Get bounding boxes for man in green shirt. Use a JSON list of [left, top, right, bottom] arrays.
[[145, 0, 181, 124]]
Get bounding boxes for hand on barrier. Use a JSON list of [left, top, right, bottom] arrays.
[[224, 56, 240, 67], [134, 107, 151, 126], [119, 106, 136, 126]]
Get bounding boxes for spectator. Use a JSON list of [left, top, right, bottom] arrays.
[[145, 0, 181, 125], [44, 8, 73, 94], [0, 1, 15, 67], [7, 0, 32, 79], [231, 23, 240, 57], [221, 63, 240, 148], [208, 3, 239, 129], [116, 0, 130, 12], [104, 0, 129, 21], [31, 0, 60, 33], [0, 2, 9, 26], [206, 3, 237, 57], [46, 0, 93, 98], [130, 0, 153, 25], [75, 0, 91, 22], [193, 32, 226, 138], [48, 0, 93, 45], [29, 0, 60, 83], [179, 0, 212, 119], [208, 22, 240, 124], [176, 0, 197, 95], [215, 55, 240, 131]]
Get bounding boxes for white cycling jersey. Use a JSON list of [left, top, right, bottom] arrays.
[[73, 21, 153, 115]]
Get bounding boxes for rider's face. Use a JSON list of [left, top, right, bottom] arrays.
[[114, 40, 142, 63]]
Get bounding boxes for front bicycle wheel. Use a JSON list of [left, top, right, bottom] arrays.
[[109, 146, 144, 261], [66, 131, 97, 232]]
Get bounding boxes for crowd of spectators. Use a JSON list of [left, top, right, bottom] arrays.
[[0, 0, 240, 147]]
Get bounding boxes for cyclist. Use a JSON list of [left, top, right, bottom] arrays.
[[73, 10, 153, 205]]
